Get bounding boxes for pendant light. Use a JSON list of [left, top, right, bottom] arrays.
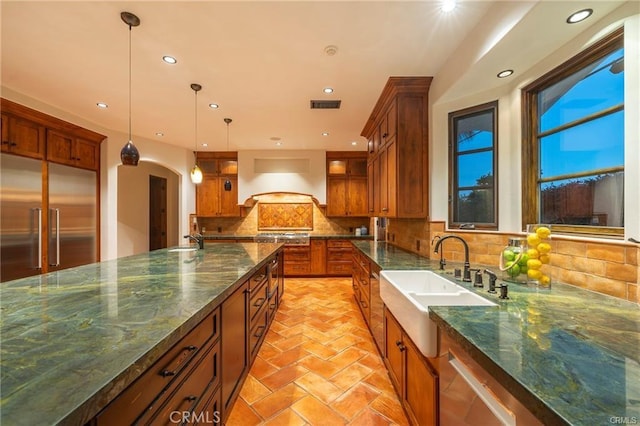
[[120, 11, 140, 166], [190, 83, 203, 184], [224, 118, 233, 191]]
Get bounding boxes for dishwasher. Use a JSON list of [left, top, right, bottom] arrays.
[[369, 264, 384, 355]]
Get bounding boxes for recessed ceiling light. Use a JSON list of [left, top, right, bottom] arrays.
[[441, 0, 456, 13], [567, 9, 593, 24], [275, 141, 282, 146], [323, 87, 334, 94], [351, 141, 357, 146], [209, 103, 219, 109], [497, 69, 514, 78], [322, 132, 329, 136], [96, 102, 108, 108], [155, 132, 164, 137], [201, 143, 208, 147], [162, 55, 177, 64]]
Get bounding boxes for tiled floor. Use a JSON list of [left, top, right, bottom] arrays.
[[226, 277, 410, 425]]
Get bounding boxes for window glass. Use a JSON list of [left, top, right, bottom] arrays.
[[449, 101, 497, 228]]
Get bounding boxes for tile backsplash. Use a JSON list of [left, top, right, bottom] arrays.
[[389, 220, 639, 303]]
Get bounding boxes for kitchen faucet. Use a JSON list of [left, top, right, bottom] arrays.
[[433, 235, 471, 282], [184, 233, 205, 250]]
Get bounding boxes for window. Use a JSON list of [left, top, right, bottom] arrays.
[[448, 101, 498, 229], [522, 29, 624, 237]]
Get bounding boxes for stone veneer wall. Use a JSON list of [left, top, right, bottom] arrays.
[[194, 193, 370, 237], [388, 219, 640, 304]]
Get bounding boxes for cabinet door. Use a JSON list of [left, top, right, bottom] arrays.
[[74, 138, 99, 170], [382, 100, 397, 143], [196, 178, 220, 217], [326, 177, 347, 216], [384, 310, 404, 393], [367, 161, 376, 215], [218, 176, 239, 217], [347, 176, 368, 216], [4, 115, 46, 159], [310, 239, 326, 275], [405, 337, 437, 426], [47, 129, 75, 166], [221, 282, 248, 411], [379, 148, 389, 216], [385, 140, 397, 217]]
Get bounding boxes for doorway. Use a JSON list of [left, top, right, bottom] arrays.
[[149, 175, 167, 250]]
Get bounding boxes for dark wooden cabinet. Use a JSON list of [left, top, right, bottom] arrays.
[[326, 151, 368, 217], [46, 129, 100, 170], [310, 239, 327, 275], [384, 309, 438, 426], [195, 152, 239, 217], [361, 77, 432, 218], [96, 308, 220, 425], [221, 281, 248, 412], [0, 112, 46, 159], [352, 249, 371, 324]]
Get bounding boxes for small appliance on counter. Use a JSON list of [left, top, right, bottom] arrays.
[[373, 217, 387, 242]]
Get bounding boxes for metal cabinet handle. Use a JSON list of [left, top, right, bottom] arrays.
[[253, 297, 266, 307], [395, 340, 406, 351], [49, 208, 60, 266], [254, 325, 266, 338], [160, 345, 198, 377], [32, 208, 42, 269]]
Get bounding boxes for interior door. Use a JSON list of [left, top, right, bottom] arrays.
[[149, 175, 167, 250]]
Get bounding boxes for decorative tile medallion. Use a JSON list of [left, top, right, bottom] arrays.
[[258, 203, 313, 230]]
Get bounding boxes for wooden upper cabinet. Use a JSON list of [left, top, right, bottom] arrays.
[[361, 77, 432, 218], [47, 130, 100, 170], [195, 152, 239, 217], [1, 98, 105, 169], [326, 152, 368, 217], [1, 113, 46, 159]]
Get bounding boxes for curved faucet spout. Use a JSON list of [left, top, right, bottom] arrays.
[[433, 235, 471, 282]]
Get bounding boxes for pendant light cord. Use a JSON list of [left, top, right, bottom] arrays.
[[128, 23, 132, 142], [194, 88, 198, 159]]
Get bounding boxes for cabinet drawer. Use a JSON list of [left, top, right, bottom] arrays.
[[327, 262, 352, 275], [96, 310, 218, 425], [249, 280, 268, 325], [284, 261, 311, 275], [327, 248, 352, 261], [327, 240, 352, 249], [149, 341, 220, 425], [249, 265, 268, 293], [284, 246, 311, 261], [249, 306, 269, 360], [268, 288, 278, 321], [192, 382, 222, 425]]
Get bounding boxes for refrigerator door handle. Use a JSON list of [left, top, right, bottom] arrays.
[[49, 208, 60, 266], [33, 208, 42, 270]]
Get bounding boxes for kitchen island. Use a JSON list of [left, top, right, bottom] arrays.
[[0, 242, 282, 425], [352, 240, 640, 425]]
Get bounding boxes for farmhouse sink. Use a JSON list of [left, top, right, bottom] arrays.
[[380, 270, 496, 357]]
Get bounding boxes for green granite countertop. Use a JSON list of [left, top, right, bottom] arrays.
[[0, 242, 282, 425], [203, 234, 373, 240], [352, 241, 640, 426]]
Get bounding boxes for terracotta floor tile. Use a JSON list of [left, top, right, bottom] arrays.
[[260, 364, 309, 391], [225, 397, 262, 426], [294, 371, 345, 404], [330, 362, 373, 390], [299, 339, 339, 359], [348, 407, 394, 426], [239, 374, 274, 405], [251, 383, 308, 420], [268, 346, 311, 368], [291, 395, 347, 425], [297, 354, 342, 378], [369, 392, 410, 426], [228, 278, 408, 425], [330, 383, 381, 420], [261, 408, 307, 426], [249, 355, 279, 380], [329, 346, 368, 371]]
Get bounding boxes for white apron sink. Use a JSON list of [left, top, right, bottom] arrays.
[[380, 270, 496, 357]]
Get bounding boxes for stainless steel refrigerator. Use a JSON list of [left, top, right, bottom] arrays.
[[1, 153, 97, 282]]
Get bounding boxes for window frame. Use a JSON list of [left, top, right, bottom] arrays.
[[448, 100, 499, 230], [521, 28, 624, 238]]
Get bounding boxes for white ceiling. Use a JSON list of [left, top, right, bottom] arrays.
[[1, 1, 627, 153]]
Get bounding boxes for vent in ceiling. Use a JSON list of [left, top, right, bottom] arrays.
[[310, 100, 341, 109]]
